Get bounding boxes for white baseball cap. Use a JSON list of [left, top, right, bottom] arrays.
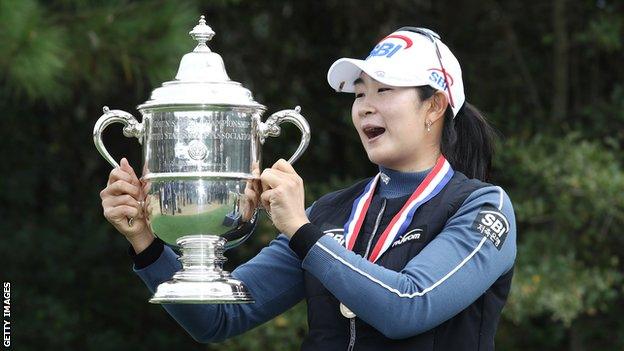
[[327, 27, 465, 117]]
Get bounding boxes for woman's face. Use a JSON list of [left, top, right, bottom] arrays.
[[351, 72, 432, 171]]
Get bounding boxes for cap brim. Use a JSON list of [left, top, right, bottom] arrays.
[[327, 58, 369, 93], [327, 58, 430, 93]]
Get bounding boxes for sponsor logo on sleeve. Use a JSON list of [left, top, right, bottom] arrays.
[[472, 205, 510, 250], [323, 228, 345, 246]]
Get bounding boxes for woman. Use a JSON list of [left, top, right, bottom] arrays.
[[100, 27, 516, 350]]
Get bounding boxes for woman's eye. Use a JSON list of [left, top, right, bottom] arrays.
[[355, 93, 364, 98], [378, 88, 392, 93]]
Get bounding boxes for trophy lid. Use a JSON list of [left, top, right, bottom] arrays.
[[138, 16, 265, 110]]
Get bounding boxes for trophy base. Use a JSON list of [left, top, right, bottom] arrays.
[[149, 235, 254, 304], [149, 278, 254, 304]]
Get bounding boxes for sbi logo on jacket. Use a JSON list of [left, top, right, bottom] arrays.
[[472, 205, 510, 250]]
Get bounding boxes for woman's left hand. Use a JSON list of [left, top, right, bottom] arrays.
[[260, 159, 310, 237]]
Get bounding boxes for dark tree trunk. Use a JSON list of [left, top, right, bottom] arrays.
[[552, 0, 569, 121]]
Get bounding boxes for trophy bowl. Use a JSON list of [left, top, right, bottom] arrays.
[[93, 16, 310, 304]]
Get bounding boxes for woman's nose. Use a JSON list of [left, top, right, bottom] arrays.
[[357, 99, 376, 118]]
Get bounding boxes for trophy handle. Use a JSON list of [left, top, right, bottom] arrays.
[[93, 106, 144, 168], [257, 106, 311, 164]]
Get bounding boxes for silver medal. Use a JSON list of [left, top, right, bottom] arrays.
[[340, 302, 356, 319]]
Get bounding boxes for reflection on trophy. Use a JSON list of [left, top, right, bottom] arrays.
[[93, 16, 310, 304]]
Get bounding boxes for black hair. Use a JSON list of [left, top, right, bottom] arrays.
[[416, 86, 497, 181]]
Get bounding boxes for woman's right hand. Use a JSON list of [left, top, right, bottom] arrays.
[[100, 157, 154, 253]]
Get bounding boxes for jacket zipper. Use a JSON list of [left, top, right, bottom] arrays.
[[364, 199, 387, 259], [347, 198, 387, 351]]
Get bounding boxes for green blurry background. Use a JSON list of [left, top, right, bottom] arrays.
[[1, 0, 623, 350]]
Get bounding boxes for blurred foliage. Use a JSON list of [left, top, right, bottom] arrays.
[[493, 135, 624, 350], [1, 0, 623, 350]]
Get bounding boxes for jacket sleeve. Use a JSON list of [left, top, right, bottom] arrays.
[[133, 232, 306, 343], [295, 186, 516, 339]]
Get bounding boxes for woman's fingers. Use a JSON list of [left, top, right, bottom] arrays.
[[260, 169, 275, 193], [103, 204, 140, 223], [244, 182, 258, 203], [271, 158, 296, 174], [260, 168, 294, 192], [108, 168, 136, 186], [243, 183, 258, 209], [101, 179, 142, 199], [102, 194, 144, 217], [260, 159, 302, 190], [240, 180, 260, 221], [250, 161, 261, 177], [100, 158, 152, 240], [260, 189, 273, 211], [120, 157, 140, 180], [259, 160, 303, 210], [248, 178, 261, 196], [258, 159, 309, 235]]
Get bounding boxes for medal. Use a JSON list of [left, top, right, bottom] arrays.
[[343, 155, 454, 263], [340, 302, 356, 318]]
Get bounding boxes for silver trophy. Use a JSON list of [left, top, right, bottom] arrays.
[[93, 16, 310, 304]]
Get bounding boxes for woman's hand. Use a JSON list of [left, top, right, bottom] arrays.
[[260, 159, 310, 237], [100, 158, 154, 253], [240, 162, 261, 222]]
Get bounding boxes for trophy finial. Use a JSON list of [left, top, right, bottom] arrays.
[[189, 15, 214, 52]]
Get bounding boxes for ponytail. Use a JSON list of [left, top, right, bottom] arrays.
[[416, 86, 497, 181]]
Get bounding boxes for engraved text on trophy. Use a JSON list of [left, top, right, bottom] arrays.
[[146, 110, 253, 174]]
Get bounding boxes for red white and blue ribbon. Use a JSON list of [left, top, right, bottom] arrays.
[[342, 155, 454, 263]]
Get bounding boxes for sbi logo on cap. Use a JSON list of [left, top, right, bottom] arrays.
[[367, 34, 413, 59], [427, 68, 454, 91]]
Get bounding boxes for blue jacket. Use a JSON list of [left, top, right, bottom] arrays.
[[132, 170, 516, 349]]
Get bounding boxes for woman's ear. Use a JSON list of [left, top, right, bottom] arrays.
[[427, 91, 449, 123]]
